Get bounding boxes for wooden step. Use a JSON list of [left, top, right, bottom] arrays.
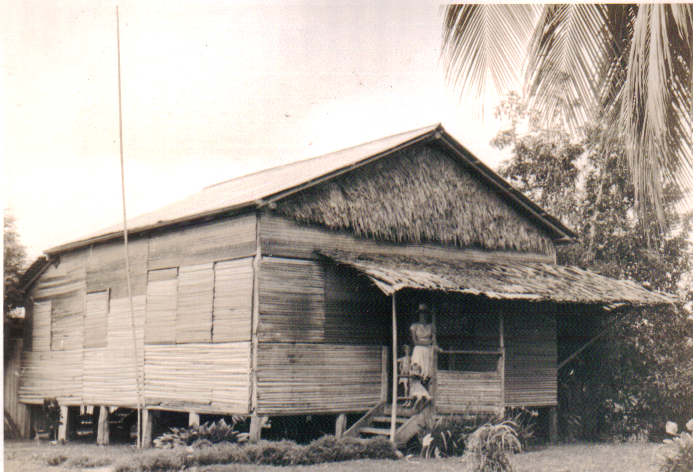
[[359, 427, 392, 436], [383, 406, 416, 417], [371, 415, 406, 424]]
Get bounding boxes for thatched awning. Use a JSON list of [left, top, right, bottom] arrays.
[[321, 252, 676, 306]]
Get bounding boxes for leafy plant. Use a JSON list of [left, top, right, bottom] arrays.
[[657, 419, 693, 472], [153, 418, 248, 449], [462, 420, 522, 472]]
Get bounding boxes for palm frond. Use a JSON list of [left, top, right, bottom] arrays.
[[524, 4, 610, 132], [621, 4, 693, 227], [441, 4, 540, 117]]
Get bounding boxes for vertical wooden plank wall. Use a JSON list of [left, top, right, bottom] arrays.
[[504, 303, 558, 406], [4, 339, 30, 438], [20, 252, 86, 405], [20, 214, 257, 415]]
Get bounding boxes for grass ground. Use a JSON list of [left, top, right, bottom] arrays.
[[4, 440, 661, 472]]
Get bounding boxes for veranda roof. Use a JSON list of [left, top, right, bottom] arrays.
[[322, 252, 676, 306]]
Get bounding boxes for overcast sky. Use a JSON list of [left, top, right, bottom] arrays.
[[3, 1, 513, 261]]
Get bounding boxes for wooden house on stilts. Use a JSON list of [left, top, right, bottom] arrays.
[[18, 124, 674, 446]]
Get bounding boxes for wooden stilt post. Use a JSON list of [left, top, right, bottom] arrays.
[[97, 406, 110, 445], [499, 310, 506, 411], [549, 406, 558, 443], [390, 292, 397, 443], [380, 346, 388, 402], [249, 415, 265, 443], [335, 413, 347, 439], [188, 411, 200, 428], [58, 406, 69, 442], [142, 409, 155, 448]]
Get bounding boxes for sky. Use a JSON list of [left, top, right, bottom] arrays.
[[3, 1, 513, 261]]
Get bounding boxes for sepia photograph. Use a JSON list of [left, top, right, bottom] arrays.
[[4, 3, 692, 471]]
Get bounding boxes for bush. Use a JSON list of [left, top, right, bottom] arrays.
[[657, 419, 693, 472], [153, 418, 248, 448], [418, 409, 535, 459], [461, 421, 521, 472], [112, 435, 397, 471]]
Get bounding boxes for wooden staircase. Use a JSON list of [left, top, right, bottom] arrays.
[[343, 398, 430, 448]]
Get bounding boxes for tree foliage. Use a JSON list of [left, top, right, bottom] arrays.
[[492, 95, 693, 441], [4, 210, 27, 315], [442, 4, 693, 230]]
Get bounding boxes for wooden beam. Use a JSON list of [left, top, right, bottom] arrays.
[[549, 406, 558, 443], [251, 212, 261, 413], [249, 414, 265, 443], [499, 310, 506, 409], [380, 346, 388, 402], [57, 406, 68, 443], [142, 409, 155, 448], [335, 413, 347, 439], [390, 293, 397, 443], [97, 406, 110, 445], [189, 411, 200, 428]]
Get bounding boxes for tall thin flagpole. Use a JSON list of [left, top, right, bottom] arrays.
[[116, 5, 143, 448]]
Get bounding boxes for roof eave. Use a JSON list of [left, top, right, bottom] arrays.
[[45, 201, 258, 256]]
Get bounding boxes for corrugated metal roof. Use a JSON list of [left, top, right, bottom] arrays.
[[322, 252, 676, 306], [48, 124, 441, 254]]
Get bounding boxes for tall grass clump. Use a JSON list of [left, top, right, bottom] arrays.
[[419, 408, 535, 459], [461, 420, 521, 472]]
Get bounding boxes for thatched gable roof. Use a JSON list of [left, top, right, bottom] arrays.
[[46, 124, 576, 255], [321, 252, 676, 307], [277, 143, 555, 254]]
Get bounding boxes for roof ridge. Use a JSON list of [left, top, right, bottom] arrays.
[[203, 123, 441, 190]]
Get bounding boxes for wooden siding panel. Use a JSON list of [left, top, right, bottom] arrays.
[[147, 215, 256, 271], [324, 265, 389, 345], [504, 306, 557, 407], [86, 239, 148, 298], [176, 263, 214, 344], [145, 271, 178, 345], [213, 259, 253, 343], [256, 343, 383, 414], [259, 258, 325, 343], [4, 339, 30, 438], [19, 349, 83, 405], [83, 295, 145, 406], [51, 292, 84, 351], [31, 252, 87, 301], [84, 291, 109, 349], [144, 343, 251, 414], [260, 214, 555, 264], [437, 371, 502, 413], [31, 300, 52, 353]]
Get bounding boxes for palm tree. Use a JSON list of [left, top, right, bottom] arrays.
[[441, 4, 692, 229]]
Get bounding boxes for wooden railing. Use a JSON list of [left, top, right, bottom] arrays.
[[435, 348, 505, 414]]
